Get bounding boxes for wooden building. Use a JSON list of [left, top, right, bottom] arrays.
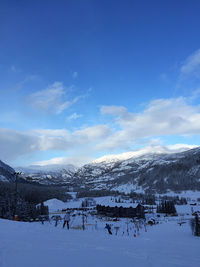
[[96, 204, 145, 219]]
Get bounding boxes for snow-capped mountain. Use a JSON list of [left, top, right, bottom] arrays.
[[1, 146, 200, 194], [92, 144, 197, 164], [72, 147, 200, 193], [16, 163, 76, 174], [0, 160, 15, 182], [16, 164, 77, 185]]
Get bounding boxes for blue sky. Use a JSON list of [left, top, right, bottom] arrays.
[[1, 0, 200, 167]]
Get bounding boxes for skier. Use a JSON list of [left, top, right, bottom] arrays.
[[105, 223, 112, 235], [95, 220, 98, 231], [54, 215, 61, 227], [63, 211, 70, 230]]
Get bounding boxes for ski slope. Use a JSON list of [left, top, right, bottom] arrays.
[[0, 217, 199, 267]]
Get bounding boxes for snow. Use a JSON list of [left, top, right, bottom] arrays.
[[0, 215, 199, 267], [45, 196, 200, 215], [176, 204, 200, 215], [112, 183, 145, 194], [16, 163, 76, 173], [67, 191, 77, 199], [44, 198, 69, 212], [92, 145, 198, 164], [45, 196, 140, 212], [0, 175, 9, 182]]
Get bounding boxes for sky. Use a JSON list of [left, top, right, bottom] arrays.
[[1, 0, 200, 167]]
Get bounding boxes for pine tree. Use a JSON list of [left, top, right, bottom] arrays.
[[157, 200, 176, 214]]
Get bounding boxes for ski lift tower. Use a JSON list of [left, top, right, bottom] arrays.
[[13, 172, 21, 220]]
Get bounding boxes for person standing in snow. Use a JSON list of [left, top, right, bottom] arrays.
[[105, 223, 112, 235], [95, 220, 98, 231], [54, 215, 60, 227], [63, 211, 70, 230]]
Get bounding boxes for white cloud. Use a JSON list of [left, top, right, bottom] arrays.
[[1, 96, 200, 166], [101, 105, 127, 116], [67, 112, 83, 121], [28, 82, 80, 114], [0, 128, 40, 161], [34, 143, 197, 166], [72, 72, 78, 79], [166, 143, 198, 152], [74, 125, 111, 142], [32, 129, 72, 151], [181, 49, 200, 76], [176, 49, 200, 95], [189, 88, 200, 101], [99, 97, 200, 150], [101, 105, 134, 123], [0, 124, 112, 162], [33, 155, 93, 167], [33, 125, 111, 149], [103, 98, 200, 136]]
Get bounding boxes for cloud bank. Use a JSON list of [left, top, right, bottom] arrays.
[[1, 96, 200, 165]]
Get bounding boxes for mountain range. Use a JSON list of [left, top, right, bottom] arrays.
[[72, 147, 200, 194], [15, 164, 76, 185], [1, 147, 200, 194]]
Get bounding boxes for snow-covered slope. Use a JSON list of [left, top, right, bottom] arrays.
[[16, 163, 76, 173], [44, 198, 69, 212], [0, 159, 15, 182], [92, 144, 197, 164], [16, 164, 77, 185], [72, 147, 200, 193], [0, 216, 199, 267]]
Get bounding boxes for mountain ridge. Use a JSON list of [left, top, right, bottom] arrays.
[[1, 147, 200, 194], [71, 147, 200, 193], [0, 159, 15, 182]]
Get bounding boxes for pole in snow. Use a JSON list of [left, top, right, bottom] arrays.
[[13, 172, 21, 220]]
